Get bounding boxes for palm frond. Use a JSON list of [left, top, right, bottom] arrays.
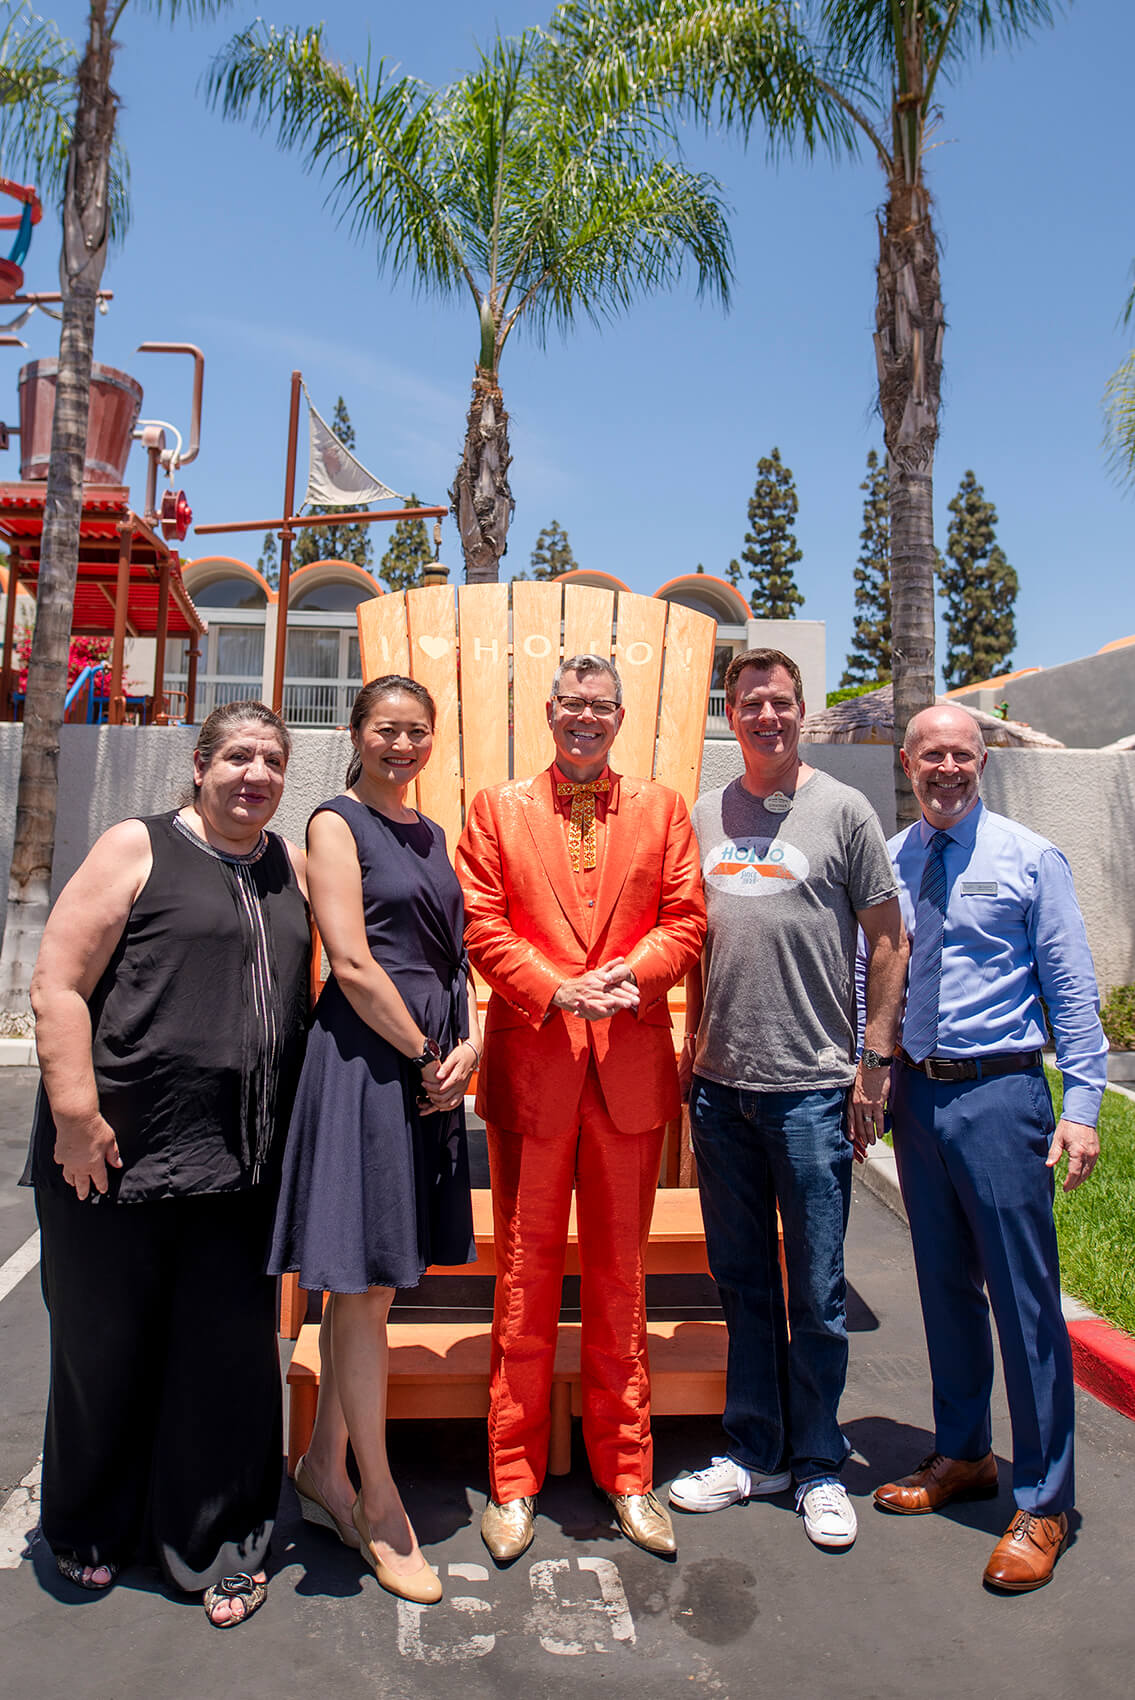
[[548, 0, 863, 160], [1103, 350, 1135, 490], [0, 1, 75, 201], [206, 24, 475, 297], [208, 18, 733, 357], [501, 155, 733, 350], [816, 0, 1061, 88]]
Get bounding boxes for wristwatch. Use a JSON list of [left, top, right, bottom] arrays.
[[409, 1037, 442, 1070], [860, 1049, 894, 1070]]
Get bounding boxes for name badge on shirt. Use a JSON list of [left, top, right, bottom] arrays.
[[961, 881, 998, 895]]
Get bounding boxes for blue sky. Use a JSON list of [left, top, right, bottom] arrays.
[[14, 1, 1135, 690]]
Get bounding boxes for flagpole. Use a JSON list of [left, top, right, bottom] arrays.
[[272, 370, 303, 716]]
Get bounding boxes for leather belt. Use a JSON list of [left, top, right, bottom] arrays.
[[897, 1048, 1043, 1083]]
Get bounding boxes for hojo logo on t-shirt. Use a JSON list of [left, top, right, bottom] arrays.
[[703, 836, 810, 895]]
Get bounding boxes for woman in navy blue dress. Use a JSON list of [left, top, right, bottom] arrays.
[[270, 676, 478, 1606]]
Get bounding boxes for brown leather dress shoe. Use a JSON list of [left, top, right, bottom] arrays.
[[983, 1510, 1068, 1592], [481, 1496, 537, 1562], [874, 1451, 999, 1514], [605, 1490, 678, 1557]]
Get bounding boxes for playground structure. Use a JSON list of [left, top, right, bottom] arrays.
[[0, 177, 41, 302], [0, 319, 208, 725]]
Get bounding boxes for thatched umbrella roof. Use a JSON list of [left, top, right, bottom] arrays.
[[800, 685, 1065, 749]]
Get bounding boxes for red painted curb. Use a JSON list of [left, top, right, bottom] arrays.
[[1067, 1318, 1135, 1422]]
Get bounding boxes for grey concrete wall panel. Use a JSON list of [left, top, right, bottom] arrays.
[[982, 750, 1135, 998], [0, 727, 1131, 993], [954, 645, 1135, 748]]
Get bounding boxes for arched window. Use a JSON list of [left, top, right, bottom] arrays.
[[291, 580, 374, 612], [193, 576, 267, 609]]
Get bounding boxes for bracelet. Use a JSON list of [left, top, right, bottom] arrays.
[[463, 1038, 482, 1065]]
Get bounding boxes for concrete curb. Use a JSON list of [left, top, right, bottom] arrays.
[[0, 1038, 35, 1066], [860, 1142, 1135, 1424]]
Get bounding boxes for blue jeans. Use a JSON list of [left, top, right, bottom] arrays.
[[689, 1076, 852, 1481]]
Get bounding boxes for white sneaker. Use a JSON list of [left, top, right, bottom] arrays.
[[669, 1455, 792, 1513], [795, 1476, 858, 1549]]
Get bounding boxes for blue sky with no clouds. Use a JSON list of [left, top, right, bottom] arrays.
[[11, 1, 1135, 691]]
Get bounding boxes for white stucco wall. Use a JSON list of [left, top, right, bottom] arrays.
[[1, 725, 1132, 994]]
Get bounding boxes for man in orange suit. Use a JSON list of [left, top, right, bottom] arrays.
[[456, 654, 706, 1562]]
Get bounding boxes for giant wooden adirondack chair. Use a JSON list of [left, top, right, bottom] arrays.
[[283, 580, 736, 1475], [353, 578, 714, 859]]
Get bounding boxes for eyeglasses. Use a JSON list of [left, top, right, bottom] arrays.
[[554, 694, 620, 717]]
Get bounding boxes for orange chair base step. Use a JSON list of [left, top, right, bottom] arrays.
[[286, 1316, 732, 1478]]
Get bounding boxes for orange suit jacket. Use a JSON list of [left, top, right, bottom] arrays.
[[455, 767, 707, 1137]]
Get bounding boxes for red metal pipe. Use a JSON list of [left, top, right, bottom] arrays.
[[194, 505, 448, 537], [153, 552, 171, 716], [272, 372, 303, 716], [136, 342, 204, 467], [109, 526, 133, 724], [0, 545, 19, 720]]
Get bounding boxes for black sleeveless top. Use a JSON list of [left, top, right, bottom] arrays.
[[25, 811, 311, 1203]]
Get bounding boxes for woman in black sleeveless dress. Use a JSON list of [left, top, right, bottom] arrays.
[[26, 703, 310, 1627], [270, 676, 478, 1607]]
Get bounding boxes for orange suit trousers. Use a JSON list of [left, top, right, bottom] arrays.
[[485, 1061, 665, 1504]]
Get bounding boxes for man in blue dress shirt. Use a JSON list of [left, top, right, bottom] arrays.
[[873, 704, 1107, 1592]]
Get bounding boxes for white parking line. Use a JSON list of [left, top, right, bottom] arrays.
[[0, 1456, 41, 1569], [0, 1231, 39, 1306]]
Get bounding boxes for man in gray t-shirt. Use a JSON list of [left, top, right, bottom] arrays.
[[669, 649, 907, 1553]]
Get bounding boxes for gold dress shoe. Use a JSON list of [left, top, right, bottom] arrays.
[[352, 1496, 443, 1605], [983, 1510, 1068, 1592], [606, 1490, 677, 1557], [874, 1451, 998, 1515], [481, 1496, 537, 1562]]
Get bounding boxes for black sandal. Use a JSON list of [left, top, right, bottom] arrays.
[[203, 1571, 268, 1629], [55, 1554, 119, 1590]]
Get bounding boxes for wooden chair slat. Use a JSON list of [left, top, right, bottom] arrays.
[[456, 583, 510, 811], [613, 593, 667, 782], [655, 600, 716, 805], [355, 590, 411, 679], [561, 584, 615, 666], [406, 585, 461, 850], [511, 579, 562, 779]]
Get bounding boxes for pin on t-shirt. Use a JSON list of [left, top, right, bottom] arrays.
[[763, 791, 793, 815]]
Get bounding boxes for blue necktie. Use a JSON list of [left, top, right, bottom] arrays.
[[903, 831, 950, 1063]]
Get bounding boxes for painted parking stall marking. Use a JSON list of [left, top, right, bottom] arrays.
[[396, 1556, 637, 1661]]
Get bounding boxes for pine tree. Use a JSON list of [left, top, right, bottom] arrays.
[[840, 449, 891, 687], [936, 471, 1018, 690], [379, 493, 432, 593], [294, 396, 374, 569], [725, 558, 741, 587], [257, 529, 280, 590], [740, 448, 804, 618], [529, 520, 577, 580]]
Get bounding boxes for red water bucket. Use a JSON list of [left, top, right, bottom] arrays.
[[18, 359, 143, 484]]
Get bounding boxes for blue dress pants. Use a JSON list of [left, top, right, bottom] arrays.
[[890, 1062, 1075, 1515]]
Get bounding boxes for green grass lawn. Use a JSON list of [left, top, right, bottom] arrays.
[[1049, 1068, 1135, 1336]]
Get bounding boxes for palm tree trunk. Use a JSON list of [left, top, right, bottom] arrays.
[[0, 2, 114, 1016], [874, 173, 943, 827], [450, 367, 514, 584]]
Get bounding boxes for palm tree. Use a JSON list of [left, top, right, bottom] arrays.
[[206, 23, 733, 582], [0, 0, 222, 1018], [554, 0, 1062, 823]]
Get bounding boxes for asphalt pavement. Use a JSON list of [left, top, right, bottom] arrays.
[[1, 1063, 1133, 1700]]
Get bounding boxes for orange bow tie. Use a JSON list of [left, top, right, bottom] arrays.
[[556, 777, 610, 872]]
